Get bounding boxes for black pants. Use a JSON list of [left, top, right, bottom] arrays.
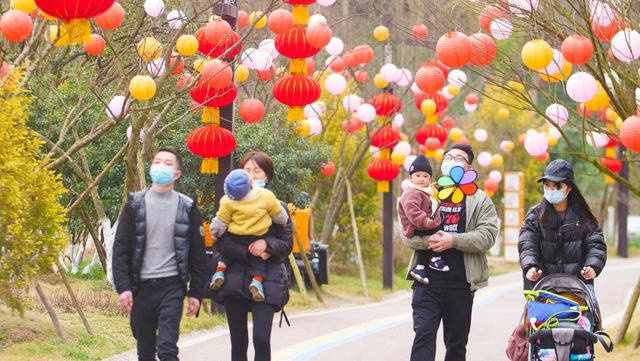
[[410, 286, 474, 361], [220, 233, 266, 278], [225, 297, 276, 361], [130, 276, 185, 361], [414, 229, 440, 264]]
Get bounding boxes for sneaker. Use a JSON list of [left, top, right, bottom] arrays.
[[249, 279, 265, 302], [209, 271, 225, 290], [429, 258, 450, 272], [410, 268, 429, 285]]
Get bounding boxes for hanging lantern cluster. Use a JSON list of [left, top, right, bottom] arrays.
[[35, 0, 116, 46], [365, 91, 402, 193]]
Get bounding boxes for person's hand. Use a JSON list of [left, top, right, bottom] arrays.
[[211, 235, 218, 243], [424, 218, 433, 229], [248, 239, 267, 257], [186, 297, 200, 317], [119, 291, 133, 311], [427, 231, 454, 253], [260, 252, 271, 261], [581, 266, 596, 280], [526, 267, 543, 282]]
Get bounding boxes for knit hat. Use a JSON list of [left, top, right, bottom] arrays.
[[224, 169, 252, 200], [409, 154, 432, 176]]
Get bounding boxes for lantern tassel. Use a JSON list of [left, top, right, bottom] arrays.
[[377, 181, 389, 193], [200, 158, 219, 174], [292, 5, 310, 25], [288, 107, 305, 121], [379, 148, 391, 160], [202, 107, 220, 125], [56, 19, 93, 46], [426, 115, 438, 125], [289, 59, 307, 75]]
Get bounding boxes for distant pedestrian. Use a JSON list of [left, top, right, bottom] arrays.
[[113, 147, 208, 361]]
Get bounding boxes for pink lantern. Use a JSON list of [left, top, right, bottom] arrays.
[[474, 129, 488, 142], [309, 14, 327, 28], [307, 118, 323, 136], [464, 102, 477, 112], [540, 49, 564, 76], [591, 2, 615, 26], [325, 74, 347, 95], [144, 0, 164, 17], [241, 48, 258, 69], [545, 104, 569, 127], [393, 113, 405, 128], [396, 68, 413, 87], [567, 72, 598, 102], [548, 126, 562, 139], [509, 0, 539, 17], [586, 131, 610, 147], [147, 58, 165, 77], [401, 179, 412, 191], [489, 170, 503, 182], [326, 37, 344, 56], [106, 96, 129, 119], [252, 51, 273, 72], [448, 69, 467, 87], [167, 10, 185, 30], [611, 30, 640, 62], [356, 103, 377, 123], [477, 152, 492, 167], [394, 141, 412, 156], [342, 95, 361, 112], [524, 133, 549, 156], [126, 125, 145, 141], [318, 0, 337, 5], [490, 19, 513, 40], [500, 140, 513, 152], [259, 39, 279, 60], [403, 155, 417, 171], [380, 63, 399, 82], [305, 102, 325, 118]]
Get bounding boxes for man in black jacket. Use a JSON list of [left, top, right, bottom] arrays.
[[113, 147, 208, 361]]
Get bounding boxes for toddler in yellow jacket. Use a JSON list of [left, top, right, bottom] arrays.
[[209, 169, 288, 302]]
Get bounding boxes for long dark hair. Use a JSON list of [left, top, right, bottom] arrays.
[[539, 180, 599, 233]]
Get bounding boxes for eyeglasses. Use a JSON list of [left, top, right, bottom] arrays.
[[443, 154, 469, 164]]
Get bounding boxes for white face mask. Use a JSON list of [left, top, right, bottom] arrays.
[[441, 160, 465, 176]]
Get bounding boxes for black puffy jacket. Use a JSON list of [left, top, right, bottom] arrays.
[[112, 189, 208, 300], [207, 201, 293, 311], [518, 204, 607, 289]]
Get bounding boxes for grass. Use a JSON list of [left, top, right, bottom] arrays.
[[595, 311, 640, 361], [606, 243, 640, 259]]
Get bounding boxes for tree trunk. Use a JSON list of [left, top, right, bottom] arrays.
[[79, 210, 108, 271], [102, 218, 118, 285], [346, 179, 368, 298], [55, 260, 94, 335], [35, 281, 67, 343], [614, 273, 640, 344]]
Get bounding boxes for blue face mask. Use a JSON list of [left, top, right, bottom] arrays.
[[150, 164, 175, 186], [255, 178, 267, 188], [544, 187, 567, 204], [441, 160, 465, 176]]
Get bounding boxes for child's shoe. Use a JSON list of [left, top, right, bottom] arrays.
[[429, 257, 450, 272], [249, 279, 265, 302], [410, 266, 429, 285], [209, 271, 225, 290]]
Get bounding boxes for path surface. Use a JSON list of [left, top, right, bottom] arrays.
[[109, 258, 640, 360]]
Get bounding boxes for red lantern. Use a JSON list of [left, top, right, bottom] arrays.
[[479, 3, 510, 33], [187, 125, 236, 174], [0, 10, 33, 42], [239, 98, 266, 124], [93, 2, 124, 30], [329, 57, 345, 72], [414, 93, 448, 113], [355, 70, 369, 83], [306, 23, 332, 48], [577, 103, 593, 117], [269, 9, 295, 35], [169, 54, 185, 75], [600, 157, 623, 173], [457, 136, 470, 145], [369, 93, 402, 117], [484, 179, 499, 193], [592, 16, 625, 42], [415, 66, 445, 94], [205, 19, 232, 46], [620, 115, 640, 153], [275, 26, 321, 74], [367, 159, 400, 192], [536, 152, 549, 161], [189, 82, 237, 124], [442, 116, 455, 129], [469, 33, 497, 67], [35, 0, 115, 45], [284, 0, 317, 4], [370, 127, 401, 149], [465, 93, 479, 105], [1, 62, 13, 80], [436, 31, 472, 68], [83, 34, 106, 56], [415, 125, 447, 145], [195, 27, 242, 59], [561, 34, 593, 65], [322, 162, 335, 176], [342, 119, 359, 133], [412, 24, 428, 39], [273, 74, 322, 121]]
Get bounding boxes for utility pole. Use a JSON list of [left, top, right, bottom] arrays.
[[617, 146, 628, 258], [382, 8, 394, 290]]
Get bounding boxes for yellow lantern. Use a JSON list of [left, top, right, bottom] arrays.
[[391, 150, 406, 165], [605, 107, 619, 121], [40, 10, 57, 20], [424, 150, 436, 158], [374, 74, 388, 88], [137, 37, 162, 62], [448, 85, 460, 96], [295, 120, 311, 136], [400, 133, 409, 142], [176, 35, 199, 57], [486, 190, 495, 198], [236, 64, 249, 82], [543, 132, 558, 147], [503, 140, 515, 151], [276, 67, 287, 77], [435, 149, 445, 162], [615, 117, 623, 129], [420, 99, 437, 115], [249, 11, 267, 29], [604, 174, 615, 184], [373, 26, 390, 42], [498, 108, 510, 120], [312, 71, 322, 79], [46, 25, 66, 46], [11, 0, 36, 13], [491, 154, 504, 167], [521, 39, 553, 71], [584, 82, 610, 111], [539, 61, 572, 83], [193, 58, 208, 73], [507, 81, 525, 92], [449, 128, 463, 142], [129, 75, 157, 101]]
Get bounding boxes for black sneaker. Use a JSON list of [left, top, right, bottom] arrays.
[[429, 258, 450, 272], [410, 268, 429, 285]]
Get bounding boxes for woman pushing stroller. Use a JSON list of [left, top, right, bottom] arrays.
[[518, 159, 607, 290]]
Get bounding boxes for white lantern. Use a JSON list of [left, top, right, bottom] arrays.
[[393, 113, 405, 128], [325, 74, 347, 95], [448, 69, 467, 87], [144, 0, 164, 17], [611, 30, 640, 62], [325, 37, 344, 56], [356, 103, 377, 123], [380, 63, 399, 82], [167, 10, 186, 30], [309, 14, 327, 28], [258, 39, 279, 60], [342, 95, 361, 112], [490, 18, 512, 40], [545, 104, 569, 127]]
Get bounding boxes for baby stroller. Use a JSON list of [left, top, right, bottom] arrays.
[[524, 274, 613, 361]]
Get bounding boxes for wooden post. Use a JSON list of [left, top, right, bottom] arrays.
[[291, 218, 324, 303], [614, 273, 640, 344], [35, 281, 67, 343], [288, 253, 309, 304], [345, 179, 368, 298], [55, 260, 93, 335]]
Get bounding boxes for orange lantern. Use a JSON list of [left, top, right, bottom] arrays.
[[479, 3, 510, 33], [83, 34, 106, 55], [415, 66, 445, 94], [200, 60, 233, 89], [0, 10, 33, 42], [93, 2, 124, 30], [329, 57, 345, 73], [239, 98, 266, 124], [436, 31, 472, 68], [412, 24, 428, 39], [205, 19, 232, 46], [469, 33, 497, 67], [237, 10, 249, 29], [268, 9, 294, 35], [620, 115, 640, 153], [561, 34, 593, 65], [169, 54, 185, 75], [306, 23, 332, 48]]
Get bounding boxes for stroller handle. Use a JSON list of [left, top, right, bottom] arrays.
[[529, 329, 598, 343]]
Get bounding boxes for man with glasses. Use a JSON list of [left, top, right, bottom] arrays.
[[401, 144, 499, 361]]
